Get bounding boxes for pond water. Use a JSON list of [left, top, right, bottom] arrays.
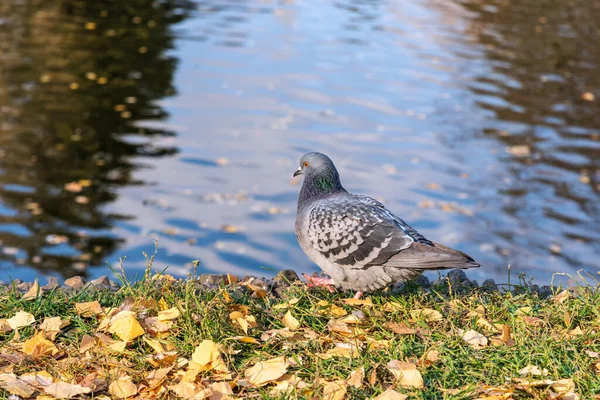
[[0, 0, 598, 285]]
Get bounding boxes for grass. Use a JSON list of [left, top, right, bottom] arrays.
[[0, 263, 598, 399]]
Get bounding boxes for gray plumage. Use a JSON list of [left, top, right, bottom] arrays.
[[294, 152, 479, 292]]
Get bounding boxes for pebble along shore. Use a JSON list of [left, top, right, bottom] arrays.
[[2, 269, 559, 299]]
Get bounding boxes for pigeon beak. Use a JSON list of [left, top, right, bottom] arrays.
[[293, 167, 302, 177]]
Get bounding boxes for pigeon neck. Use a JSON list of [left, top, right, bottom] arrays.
[[298, 172, 345, 209]]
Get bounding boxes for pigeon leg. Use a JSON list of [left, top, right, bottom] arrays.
[[302, 274, 336, 293], [353, 291, 363, 300]]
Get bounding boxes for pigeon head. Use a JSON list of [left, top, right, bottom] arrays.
[[295, 152, 345, 205]]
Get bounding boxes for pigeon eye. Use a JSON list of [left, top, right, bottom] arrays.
[[303, 161, 309, 167]]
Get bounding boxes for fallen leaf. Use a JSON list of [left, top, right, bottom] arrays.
[[22, 331, 59, 357], [22, 280, 42, 300], [7, 311, 35, 330], [521, 316, 544, 327], [410, 308, 443, 322], [373, 389, 408, 400], [210, 381, 233, 398], [244, 356, 288, 387], [386, 360, 424, 388], [191, 340, 229, 374], [322, 380, 347, 400], [382, 302, 404, 312], [422, 349, 439, 366], [108, 311, 145, 342], [75, 301, 103, 317], [39, 317, 70, 341], [44, 382, 91, 399], [314, 300, 347, 317], [581, 92, 595, 101], [554, 290, 570, 303], [346, 367, 364, 388], [229, 311, 257, 335], [552, 378, 575, 393], [231, 336, 261, 345], [168, 381, 210, 399], [327, 319, 353, 336], [19, 370, 54, 387], [516, 306, 532, 316], [0, 374, 36, 397], [519, 365, 549, 377], [341, 297, 373, 307], [459, 329, 488, 349], [109, 376, 138, 398], [282, 311, 300, 331], [157, 307, 180, 321]]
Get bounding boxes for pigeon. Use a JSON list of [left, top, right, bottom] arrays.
[[293, 152, 479, 298]]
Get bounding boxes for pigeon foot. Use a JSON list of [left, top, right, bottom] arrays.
[[302, 274, 336, 293], [353, 291, 364, 300]]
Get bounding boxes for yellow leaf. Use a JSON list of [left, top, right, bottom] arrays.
[[515, 306, 532, 316], [519, 365, 548, 377], [7, 311, 35, 330], [342, 297, 373, 307], [109, 377, 138, 398], [244, 356, 288, 387], [19, 371, 54, 387], [75, 301, 103, 317], [282, 310, 300, 331], [39, 317, 70, 341], [410, 308, 443, 322], [231, 336, 261, 345], [520, 315, 544, 327], [459, 329, 488, 349], [157, 297, 169, 311], [191, 340, 229, 373], [322, 380, 347, 400], [552, 379, 575, 393], [327, 319, 353, 336], [79, 334, 97, 353], [383, 302, 404, 312], [108, 311, 145, 342], [157, 307, 180, 321], [22, 280, 42, 300], [0, 374, 36, 397], [554, 290, 570, 303], [422, 349, 440, 366], [386, 360, 424, 388], [106, 340, 127, 353], [319, 345, 359, 359], [21, 331, 59, 357], [314, 300, 347, 317], [143, 337, 166, 354], [374, 389, 409, 400], [168, 381, 210, 399], [44, 382, 91, 399], [346, 367, 364, 388], [210, 381, 233, 397]]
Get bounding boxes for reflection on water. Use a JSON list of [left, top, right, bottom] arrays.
[[0, 0, 598, 283], [0, 0, 194, 278]]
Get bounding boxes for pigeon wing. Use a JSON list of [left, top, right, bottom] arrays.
[[307, 196, 414, 270]]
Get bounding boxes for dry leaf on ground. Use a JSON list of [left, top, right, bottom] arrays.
[[519, 365, 549, 377], [7, 311, 35, 330], [22, 280, 42, 300], [346, 367, 364, 388], [21, 331, 59, 358], [109, 376, 138, 398], [342, 297, 373, 307], [410, 308, 443, 322], [191, 340, 229, 374], [374, 389, 409, 400], [281, 310, 300, 331], [44, 382, 91, 399], [459, 329, 488, 349], [0, 374, 36, 397], [243, 356, 288, 387], [107, 311, 145, 342], [75, 301, 103, 317], [386, 360, 424, 388], [322, 379, 347, 400]]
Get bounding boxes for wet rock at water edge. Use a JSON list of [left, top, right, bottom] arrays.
[[42, 277, 60, 291], [64, 276, 86, 291], [273, 269, 301, 286]]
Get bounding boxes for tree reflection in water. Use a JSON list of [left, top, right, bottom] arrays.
[[0, 0, 194, 278]]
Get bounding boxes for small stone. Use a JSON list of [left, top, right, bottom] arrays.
[[538, 286, 554, 299], [447, 269, 469, 285], [197, 274, 228, 286], [412, 274, 430, 288], [17, 282, 33, 292], [41, 277, 60, 291], [12, 279, 23, 285], [64, 276, 86, 290], [481, 279, 497, 291], [86, 275, 111, 290], [272, 270, 300, 285]]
